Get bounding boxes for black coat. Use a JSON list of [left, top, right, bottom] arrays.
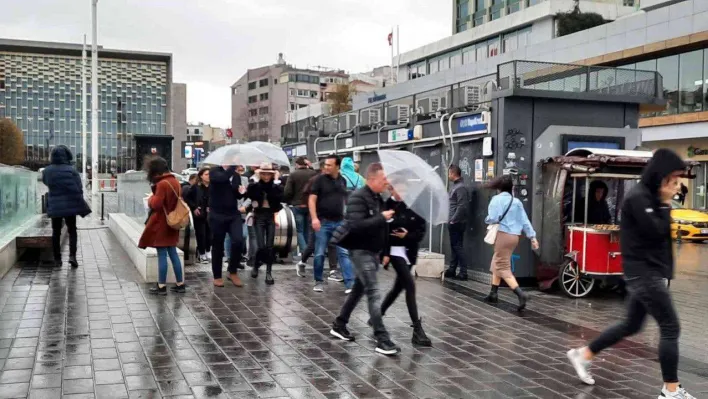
[[246, 180, 284, 214], [208, 166, 244, 215], [42, 146, 89, 218], [184, 183, 209, 219], [621, 149, 686, 280], [343, 186, 388, 253], [383, 198, 426, 265]]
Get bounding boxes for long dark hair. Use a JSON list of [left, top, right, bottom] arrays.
[[144, 156, 169, 182], [197, 167, 209, 185], [486, 175, 513, 193]]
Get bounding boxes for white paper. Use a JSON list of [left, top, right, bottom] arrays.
[[390, 246, 410, 265], [143, 196, 151, 213]]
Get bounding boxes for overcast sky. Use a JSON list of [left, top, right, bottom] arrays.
[[1, 0, 450, 128]]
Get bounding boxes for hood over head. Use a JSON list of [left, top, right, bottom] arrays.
[[341, 157, 356, 174], [589, 180, 609, 202], [50, 145, 73, 165], [641, 148, 686, 194]]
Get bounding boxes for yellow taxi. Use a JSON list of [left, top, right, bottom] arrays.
[[671, 200, 708, 242]]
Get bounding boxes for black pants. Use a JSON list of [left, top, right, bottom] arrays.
[[381, 256, 419, 323], [51, 216, 77, 261], [335, 250, 390, 342], [253, 212, 276, 272], [209, 213, 243, 279], [448, 223, 467, 275], [301, 227, 338, 269], [588, 276, 680, 383], [193, 217, 211, 255]]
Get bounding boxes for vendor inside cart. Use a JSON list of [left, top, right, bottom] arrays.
[[574, 180, 612, 225]]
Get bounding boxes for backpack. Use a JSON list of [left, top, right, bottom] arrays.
[[162, 182, 190, 230]]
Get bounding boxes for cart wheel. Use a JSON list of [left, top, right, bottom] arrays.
[[559, 260, 595, 298]]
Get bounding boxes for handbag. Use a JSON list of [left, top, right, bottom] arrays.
[[79, 199, 92, 218], [163, 183, 191, 230], [484, 197, 514, 245]]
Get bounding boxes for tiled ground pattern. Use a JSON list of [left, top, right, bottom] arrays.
[[1, 228, 708, 398]]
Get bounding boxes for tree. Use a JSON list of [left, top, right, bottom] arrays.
[[0, 118, 25, 165], [557, 0, 606, 37], [328, 83, 356, 115]]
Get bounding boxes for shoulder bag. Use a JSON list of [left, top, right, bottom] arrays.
[[484, 197, 514, 245], [163, 182, 191, 230]]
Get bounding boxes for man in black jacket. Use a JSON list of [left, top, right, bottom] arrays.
[[284, 156, 317, 275], [567, 149, 694, 399], [329, 163, 400, 356], [445, 165, 469, 280], [209, 165, 246, 288]]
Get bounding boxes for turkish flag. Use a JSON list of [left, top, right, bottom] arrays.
[[226, 128, 233, 138], [387, 32, 393, 46]]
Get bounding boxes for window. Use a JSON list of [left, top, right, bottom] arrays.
[[462, 46, 475, 65], [248, 95, 257, 104], [704, 49, 708, 113], [503, 31, 517, 53], [450, 52, 462, 68], [259, 93, 269, 101], [476, 42, 487, 61], [289, 89, 295, 96], [429, 59, 439, 74], [290, 103, 296, 110], [259, 106, 269, 115], [678, 50, 704, 113], [274, 78, 278, 85], [249, 109, 258, 117], [298, 104, 307, 109], [517, 27, 531, 48], [248, 123, 256, 130], [297, 89, 307, 97], [488, 37, 500, 58], [259, 78, 269, 87], [258, 121, 268, 129], [247, 81, 256, 90], [657, 55, 679, 115], [310, 91, 318, 98]]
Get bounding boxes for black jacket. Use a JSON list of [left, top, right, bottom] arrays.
[[344, 186, 388, 253], [184, 183, 209, 218], [208, 166, 244, 216], [42, 146, 89, 218], [246, 180, 284, 214], [284, 167, 317, 206], [576, 180, 612, 225], [621, 149, 686, 280], [383, 198, 426, 265]]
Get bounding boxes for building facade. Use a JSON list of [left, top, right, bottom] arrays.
[[170, 83, 187, 171], [0, 38, 173, 172]]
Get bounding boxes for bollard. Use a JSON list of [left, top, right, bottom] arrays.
[[183, 222, 191, 264], [101, 193, 105, 221], [676, 225, 682, 244], [41, 194, 47, 214]]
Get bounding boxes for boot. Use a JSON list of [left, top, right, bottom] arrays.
[[513, 287, 528, 311], [251, 266, 259, 279], [69, 256, 79, 268], [484, 285, 499, 303], [265, 265, 274, 285], [411, 319, 432, 347], [444, 269, 456, 279]]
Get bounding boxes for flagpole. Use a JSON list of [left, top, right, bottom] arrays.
[[390, 27, 394, 85], [81, 34, 87, 185], [396, 25, 400, 83], [91, 0, 99, 203]]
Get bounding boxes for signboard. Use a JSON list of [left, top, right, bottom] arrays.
[[284, 147, 293, 157], [688, 146, 708, 157], [367, 93, 387, 104], [181, 141, 208, 159], [295, 144, 307, 157], [388, 128, 412, 143], [474, 159, 483, 182], [457, 113, 488, 134]]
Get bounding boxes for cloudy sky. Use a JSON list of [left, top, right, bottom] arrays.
[[1, 0, 450, 127]]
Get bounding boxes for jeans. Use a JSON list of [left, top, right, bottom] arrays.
[[314, 220, 353, 287], [209, 213, 243, 279], [193, 217, 211, 255], [335, 250, 390, 342], [156, 247, 183, 284], [51, 216, 77, 260], [293, 207, 310, 255], [224, 220, 248, 261], [253, 212, 276, 271], [448, 223, 467, 276], [588, 276, 680, 383], [380, 255, 419, 323]]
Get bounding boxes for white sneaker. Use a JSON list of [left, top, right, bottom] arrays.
[[313, 282, 324, 292], [659, 385, 695, 399], [567, 348, 595, 385], [206, 251, 212, 261], [345, 288, 352, 294], [296, 262, 307, 278]]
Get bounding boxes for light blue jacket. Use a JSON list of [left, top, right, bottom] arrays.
[[485, 192, 536, 238]]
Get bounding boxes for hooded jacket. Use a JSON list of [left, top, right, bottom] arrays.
[[42, 146, 88, 218], [621, 149, 686, 280], [341, 157, 365, 192], [382, 198, 426, 265], [576, 180, 612, 225]]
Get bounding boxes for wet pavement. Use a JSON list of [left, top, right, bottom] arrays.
[[2, 228, 708, 398]]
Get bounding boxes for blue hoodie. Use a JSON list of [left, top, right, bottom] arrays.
[[341, 157, 364, 192]]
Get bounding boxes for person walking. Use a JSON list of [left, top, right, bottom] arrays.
[[42, 145, 89, 268], [138, 157, 185, 295], [284, 156, 317, 275], [246, 163, 284, 285], [225, 165, 251, 268], [308, 155, 355, 292], [185, 169, 211, 263], [444, 165, 470, 280], [567, 149, 695, 399], [208, 164, 246, 287], [329, 163, 400, 355], [482, 175, 538, 311], [379, 185, 432, 347]]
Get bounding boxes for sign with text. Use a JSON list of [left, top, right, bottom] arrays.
[[181, 141, 207, 159], [457, 113, 489, 134], [388, 128, 413, 143]]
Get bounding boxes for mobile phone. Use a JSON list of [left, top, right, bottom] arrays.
[[393, 228, 405, 233]]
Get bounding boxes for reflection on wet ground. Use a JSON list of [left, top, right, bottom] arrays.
[[1, 230, 708, 398]]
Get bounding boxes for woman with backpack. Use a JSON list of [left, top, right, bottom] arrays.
[[483, 175, 538, 311], [138, 156, 185, 295], [341, 157, 365, 193]]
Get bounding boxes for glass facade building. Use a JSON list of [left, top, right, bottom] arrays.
[[0, 40, 171, 173]]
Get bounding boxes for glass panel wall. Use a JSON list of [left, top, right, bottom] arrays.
[[679, 50, 704, 114], [0, 166, 38, 242], [657, 55, 679, 115]]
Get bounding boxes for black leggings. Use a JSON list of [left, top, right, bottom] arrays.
[[588, 276, 680, 383], [253, 212, 276, 271], [380, 255, 419, 323], [193, 217, 211, 255], [51, 216, 77, 260]]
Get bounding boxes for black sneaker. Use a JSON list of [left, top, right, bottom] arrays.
[[170, 284, 186, 293], [444, 269, 456, 279], [484, 292, 499, 303], [330, 323, 355, 341], [375, 340, 400, 356], [456, 274, 468, 281], [251, 267, 259, 279], [149, 284, 167, 296], [69, 256, 79, 268], [265, 272, 274, 285]]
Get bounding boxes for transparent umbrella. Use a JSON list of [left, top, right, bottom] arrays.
[[377, 149, 449, 225], [202, 143, 288, 167], [244, 141, 290, 167]]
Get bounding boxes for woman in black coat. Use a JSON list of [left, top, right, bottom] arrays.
[[246, 163, 284, 285], [185, 169, 212, 263], [42, 145, 89, 268], [380, 186, 432, 347]]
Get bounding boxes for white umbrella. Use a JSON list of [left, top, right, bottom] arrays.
[[244, 142, 290, 167], [377, 150, 449, 225], [202, 143, 288, 167]]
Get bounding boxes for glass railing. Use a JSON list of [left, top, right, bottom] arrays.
[[0, 165, 38, 243], [116, 171, 151, 224]]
